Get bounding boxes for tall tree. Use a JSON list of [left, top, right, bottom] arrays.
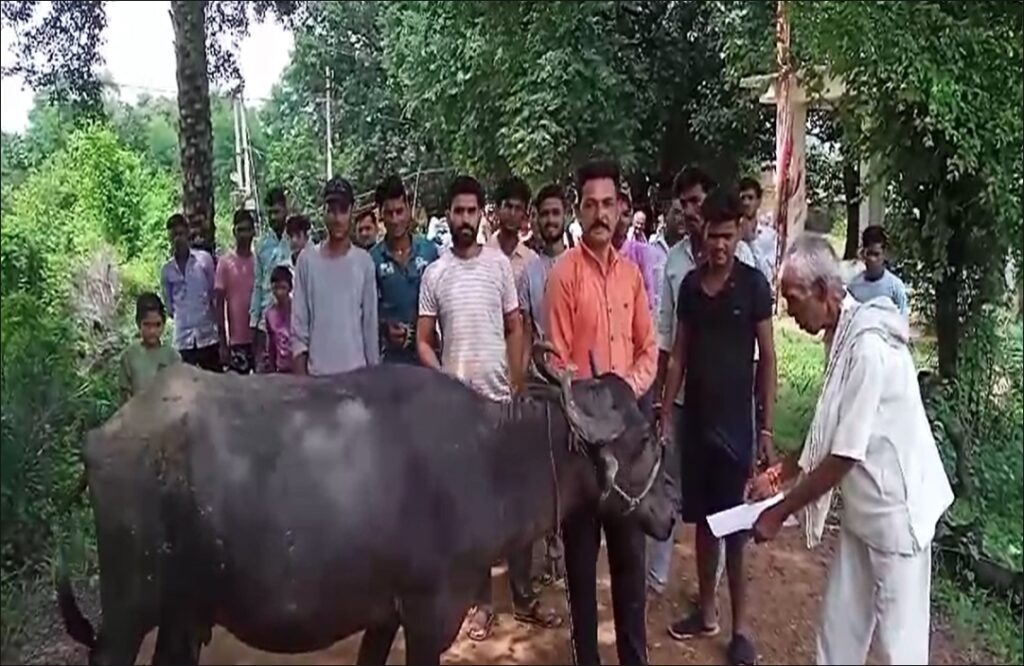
[[1, 0, 299, 248], [791, 1, 1024, 378], [171, 1, 215, 247]]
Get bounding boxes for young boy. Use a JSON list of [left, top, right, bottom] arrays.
[[120, 292, 180, 400], [848, 225, 910, 316], [264, 265, 294, 373], [286, 214, 312, 266]]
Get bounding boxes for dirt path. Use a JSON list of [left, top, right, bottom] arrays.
[[91, 526, 983, 665]]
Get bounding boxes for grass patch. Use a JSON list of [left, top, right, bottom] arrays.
[[933, 574, 1024, 665], [774, 321, 824, 453]]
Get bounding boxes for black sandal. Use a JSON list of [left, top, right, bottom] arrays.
[[667, 611, 720, 641], [513, 600, 563, 629], [727, 634, 758, 666]]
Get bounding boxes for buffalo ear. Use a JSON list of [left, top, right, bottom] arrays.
[[569, 381, 626, 445]]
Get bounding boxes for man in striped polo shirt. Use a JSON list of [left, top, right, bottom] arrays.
[[416, 175, 562, 642]]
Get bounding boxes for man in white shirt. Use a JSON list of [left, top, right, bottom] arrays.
[[417, 175, 560, 640], [752, 235, 953, 665], [738, 177, 778, 286]]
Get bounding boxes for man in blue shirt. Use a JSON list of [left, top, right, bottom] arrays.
[[370, 175, 440, 364], [161, 213, 220, 372], [848, 225, 910, 317]]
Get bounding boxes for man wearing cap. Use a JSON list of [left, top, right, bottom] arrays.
[[292, 177, 380, 376]]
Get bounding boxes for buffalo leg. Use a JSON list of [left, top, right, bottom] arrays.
[[93, 619, 147, 666], [357, 613, 401, 666], [400, 590, 467, 666], [152, 618, 204, 666]]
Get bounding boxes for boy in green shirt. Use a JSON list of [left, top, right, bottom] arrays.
[[120, 292, 181, 400]]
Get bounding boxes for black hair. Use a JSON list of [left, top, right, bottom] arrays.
[[447, 175, 485, 209], [701, 189, 742, 226], [265, 186, 287, 208], [355, 209, 376, 224], [673, 166, 716, 199], [616, 190, 632, 209], [534, 183, 566, 209], [496, 176, 531, 207], [233, 209, 255, 228], [738, 176, 763, 198], [135, 291, 167, 323], [285, 214, 311, 235], [270, 265, 293, 287], [374, 175, 407, 207], [166, 213, 187, 231], [576, 159, 621, 193], [862, 225, 887, 248]]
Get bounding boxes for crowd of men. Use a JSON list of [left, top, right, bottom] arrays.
[[121, 158, 943, 666]]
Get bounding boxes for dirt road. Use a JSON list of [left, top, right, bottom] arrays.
[[117, 526, 980, 665]]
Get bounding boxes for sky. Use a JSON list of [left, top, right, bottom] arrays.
[[1, 1, 293, 133]]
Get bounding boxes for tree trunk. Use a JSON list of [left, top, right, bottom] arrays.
[[936, 225, 966, 379], [171, 0, 215, 252], [842, 158, 861, 260]]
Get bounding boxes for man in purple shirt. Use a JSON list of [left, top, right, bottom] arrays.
[[614, 191, 658, 315], [160, 213, 221, 372]]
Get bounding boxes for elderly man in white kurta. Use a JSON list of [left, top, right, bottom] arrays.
[[750, 235, 953, 666]]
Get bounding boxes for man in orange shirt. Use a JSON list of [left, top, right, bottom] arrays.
[[545, 159, 657, 665]]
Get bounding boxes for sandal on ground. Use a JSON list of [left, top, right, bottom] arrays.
[[667, 611, 720, 641], [727, 633, 758, 666], [513, 600, 564, 629], [466, 607, 495, 642]]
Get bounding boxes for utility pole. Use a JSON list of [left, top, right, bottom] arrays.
[[772, 0, 794, 286], [325, 66, 333, 179]]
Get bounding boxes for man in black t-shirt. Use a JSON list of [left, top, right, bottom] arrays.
[[657, 188, 777, 666]]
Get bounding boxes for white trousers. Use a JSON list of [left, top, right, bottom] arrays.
[[817, 527, 932, 665]]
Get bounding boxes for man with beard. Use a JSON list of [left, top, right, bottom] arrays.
[[545, 159, 657, 665], [659, 190, 776, 666], [488, 176, 539, 283], [292, 177, 379, 376], [250, 187, 292, 372], [518, 184, 569, 351], [371, 175, 439, 365], [417, 176, 555, 641]]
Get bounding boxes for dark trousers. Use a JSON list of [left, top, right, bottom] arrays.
[[563, 506, 647, 665], [180, 344, 222, 373], [475, 543, 536, 611]]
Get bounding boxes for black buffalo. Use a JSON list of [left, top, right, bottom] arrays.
[[58, 354, 676, 665]]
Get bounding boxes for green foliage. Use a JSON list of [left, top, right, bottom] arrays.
[[773, 323, 824, 452], [791, 1, 1024, 377], [0, 124, 171, 601], [927, 315, 1024, 571]]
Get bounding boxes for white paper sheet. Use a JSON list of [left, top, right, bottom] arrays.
[[707, 494, 785, 538]]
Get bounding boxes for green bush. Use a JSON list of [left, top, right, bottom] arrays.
[[0, 124, 173, 590]]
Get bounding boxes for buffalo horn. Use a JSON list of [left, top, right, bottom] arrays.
[[533, 341, 626, 445], [598, 448, 619, 497]]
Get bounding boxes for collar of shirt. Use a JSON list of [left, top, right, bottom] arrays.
[[487, 232, 533, 260], [579, 240, 623, 276]]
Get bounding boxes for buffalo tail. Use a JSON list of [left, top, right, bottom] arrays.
[[56, 572, 96, 649]]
